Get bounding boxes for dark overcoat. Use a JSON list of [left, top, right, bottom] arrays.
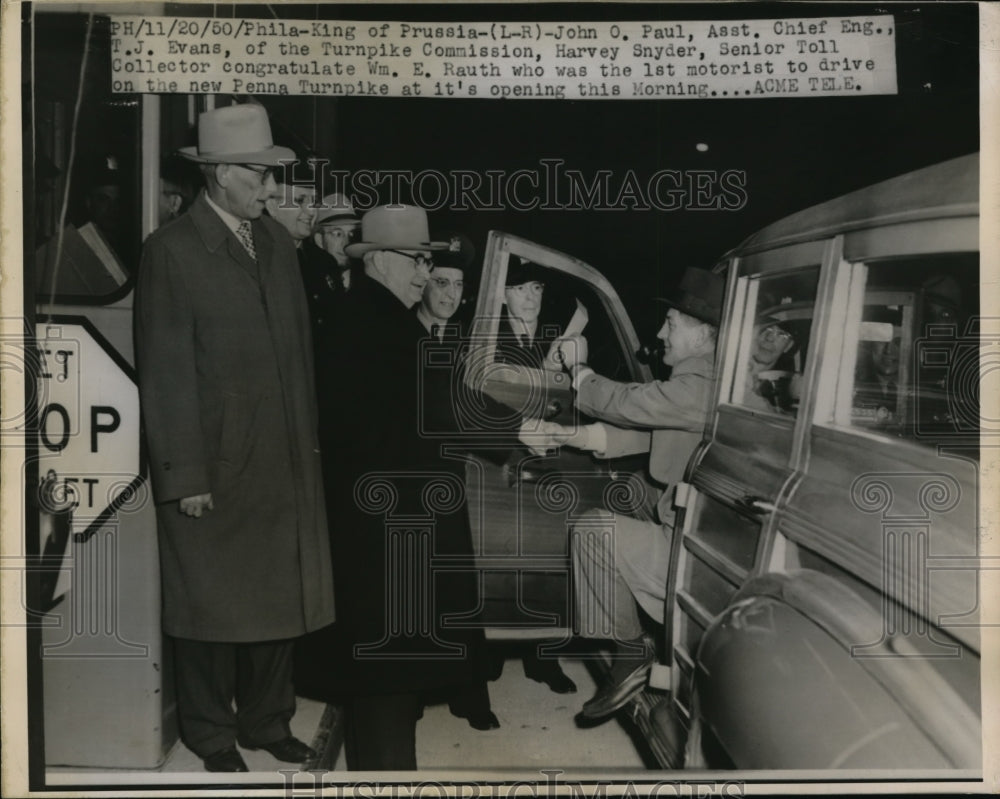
[[135, 192, 335, 643], [321, 274, 488, 695]]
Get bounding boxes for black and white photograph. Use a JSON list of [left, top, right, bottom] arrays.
[[1, 1, 996, 795]]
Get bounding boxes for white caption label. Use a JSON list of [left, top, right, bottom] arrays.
[[110, 16, 897, 99]]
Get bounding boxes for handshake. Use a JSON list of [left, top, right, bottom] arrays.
[[517, 418, 597, 457]]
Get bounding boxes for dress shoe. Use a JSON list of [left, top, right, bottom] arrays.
[[523, 656, 578, 694], [580, 644, 654, 720], [452, 707, 501, 731], [238, 736, 316, 763], [203, 745, 249, 773]]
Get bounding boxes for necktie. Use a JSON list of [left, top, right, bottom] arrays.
[[431, 324, 442, 341], [235, 220, 257, 261]]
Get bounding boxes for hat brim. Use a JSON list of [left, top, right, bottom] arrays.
[[654, 297, 720, 327], [178, 144, 297, 167], [345, 240, 451, 258], [504, 262, 549, 287], [316, 213, 361, 227]]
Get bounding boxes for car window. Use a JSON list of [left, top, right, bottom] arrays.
[[843, 253, 978, 449], [492, 261, 585, 373], [730, 267, 821, 416], [467, 235, 645, 396]]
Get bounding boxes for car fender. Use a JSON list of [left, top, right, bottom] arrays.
[[692, 569, 980, 770]]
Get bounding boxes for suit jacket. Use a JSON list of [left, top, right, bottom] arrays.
[[135, 192, 335, 642], [494, 317, 558, 371], [574, 353, 716, 526]]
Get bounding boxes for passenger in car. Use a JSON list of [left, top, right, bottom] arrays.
[[853, 327, 903, 425], [746, 316, 799, 413], [544, 267, 723, 719], [496, 259, 563, 370]]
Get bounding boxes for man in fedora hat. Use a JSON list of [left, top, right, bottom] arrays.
[[321, 205, 466, 770], [541, 267, 723, 719], [313, 192, 361, 289], [135, 103, 334, 772]]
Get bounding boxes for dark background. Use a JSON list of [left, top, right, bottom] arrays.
[[245, 2, 980, 338], [26, 2, 980, 340]]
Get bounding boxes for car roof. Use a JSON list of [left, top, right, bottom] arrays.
[[729, 152, 979, 257]]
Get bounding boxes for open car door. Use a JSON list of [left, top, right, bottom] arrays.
[[455, 232, 652, 638]]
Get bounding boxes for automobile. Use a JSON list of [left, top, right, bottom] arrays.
[[460, 152, 981, 771]]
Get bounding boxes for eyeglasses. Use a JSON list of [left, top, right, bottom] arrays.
[[236, 163, 280, 184], [759, 325, 793, 345], [387, 249, 434, 269]]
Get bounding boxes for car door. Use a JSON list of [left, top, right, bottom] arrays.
[[664, 240, 827, 749], [452, 231, 652, 637], [683, 227, 980, 775]]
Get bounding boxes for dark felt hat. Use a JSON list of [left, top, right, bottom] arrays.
[[655, 268, 725, 326], [505, 258, 547, 287], [435, 233, 477, 272]]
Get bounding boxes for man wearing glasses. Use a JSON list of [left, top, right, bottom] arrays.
[[323, 205, 492, 769], [135, 104, 334, 772], [747, 316, 799, 412]]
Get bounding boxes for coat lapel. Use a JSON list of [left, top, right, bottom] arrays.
[[189, 192, 261, 283], [252, 217, 275, 287]]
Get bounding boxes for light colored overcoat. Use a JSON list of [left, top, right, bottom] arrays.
[[135, 192, 334, 642]]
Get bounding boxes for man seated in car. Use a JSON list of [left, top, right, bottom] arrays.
[[746, 316, 799, 412], [538, 267, 723, 719], [854, 325, 903, 426], [496, 259, 564, 370]]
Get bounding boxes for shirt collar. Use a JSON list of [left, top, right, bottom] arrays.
[[415, 306, 449, 340], [204, 191, 245, 234]]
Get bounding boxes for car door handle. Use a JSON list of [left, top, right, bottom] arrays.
[[735, 494, 777, 514], [505, 463, 559, 487], [542, 398, 563, 421]]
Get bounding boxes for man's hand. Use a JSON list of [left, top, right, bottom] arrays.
[[554, 334, 589, 371], [549, 423, 594, 451], [519, 419, 566, 457], [179, 493, 214, 518]]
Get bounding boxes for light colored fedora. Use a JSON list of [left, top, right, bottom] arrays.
[[316, 193, 360, 227], [179, 104, 296, 166], [345, 205, 449, 257]]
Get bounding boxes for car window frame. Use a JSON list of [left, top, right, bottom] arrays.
[[811, 237, 979, 450], [464, 231, 650, 395]]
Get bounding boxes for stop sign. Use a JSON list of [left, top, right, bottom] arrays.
[[36, 319, 143, 540]]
